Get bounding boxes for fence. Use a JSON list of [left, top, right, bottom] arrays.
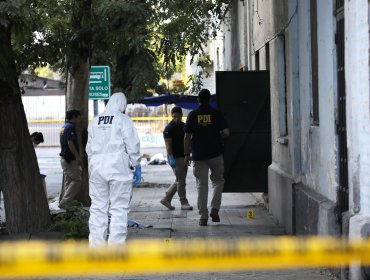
[[23, 96, 170, 147]]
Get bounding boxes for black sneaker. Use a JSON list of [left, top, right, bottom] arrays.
[[210, 210, 220, 222], [199, 219, 208, 226]]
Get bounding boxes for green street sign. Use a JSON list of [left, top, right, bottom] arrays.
[[89, 65, 111, 99]]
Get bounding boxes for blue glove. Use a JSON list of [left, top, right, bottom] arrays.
[[168, 155, 176, 168], [133, 165, 142, 186]]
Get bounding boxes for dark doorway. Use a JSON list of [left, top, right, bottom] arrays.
[[335, 0, 349, 220], [216, 71, 271, 192]]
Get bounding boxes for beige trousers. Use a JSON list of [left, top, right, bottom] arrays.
[[193, 155, 224, 219], [164, 157, 189, 204], [59, 158, 81, 208]]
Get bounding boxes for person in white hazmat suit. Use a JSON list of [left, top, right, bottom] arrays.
[[86, 92, 141, 247]]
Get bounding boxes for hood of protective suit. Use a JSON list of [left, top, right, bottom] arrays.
[[105, 92, 127, 113]]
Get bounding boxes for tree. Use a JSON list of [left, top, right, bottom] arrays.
[[91, 0, 159, 98], [65, 0, 232, 205], [151, 0, 231, 75], [0, 0, 52, 234], [0, 0, 233, 227], [63, 0, 92, 205], [90, 0, 232, 98]]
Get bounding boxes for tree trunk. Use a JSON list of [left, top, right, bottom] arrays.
[[0, 25, 50, 234], [65, 60, 90, 206], [63, 0, 92, 206]]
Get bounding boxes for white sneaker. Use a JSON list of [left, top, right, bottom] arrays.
[[181, 203, 193, 210], [160, 198, 175, 210]]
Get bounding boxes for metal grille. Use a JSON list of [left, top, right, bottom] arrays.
[[336, 11, 348, 216], [311, 0, 319, 124], [336, 0, 344, 10], [23, 96, 169, 147]]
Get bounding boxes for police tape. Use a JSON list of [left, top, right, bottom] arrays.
[[131, 117, 187, 121], [0, 236, 369, 278], [28, 118, 65, 123], [27, 117, 185, 123]]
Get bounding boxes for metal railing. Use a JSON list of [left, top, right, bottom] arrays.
[[23, 96, 171, 147]]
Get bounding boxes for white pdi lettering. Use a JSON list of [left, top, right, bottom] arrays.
[[98, 116, 114, 125]]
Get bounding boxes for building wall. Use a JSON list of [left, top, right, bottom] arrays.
[[221, 0, 342, 235], [271, 0, 340, 234], [297, 0, 313, 183], [250, 0, 288, 51], [269, 35, 291, 173], [268, 0, 302, 234], [345, 0, 370, 215], [221, 0, 370, 264], [346, 0, 370, 278], [185, 42, 217, 94], [222, 0, 245, 70], [311, 0, 338, 201]]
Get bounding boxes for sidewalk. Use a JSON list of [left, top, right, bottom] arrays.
[[130, 163, 284, 239], [0, 147, 337, 279]]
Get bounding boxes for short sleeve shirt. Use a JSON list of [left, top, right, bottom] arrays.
[[60, 121, 79, 160], [185, 104, 228, 161], [163, 121, 185, 158]]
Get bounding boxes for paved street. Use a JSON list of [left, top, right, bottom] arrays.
[[0, 147, 338, 279]]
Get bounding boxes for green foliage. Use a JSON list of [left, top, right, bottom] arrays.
[[187, 72, 204, 95], [151, 0, 232, 66], [2, 0, 232, 98], [197, 53, 213, 69], [34, 64, 58, 79], [185, 53, 213, 94], [82, 0, 158, 98], [49, 202, 89, 240], [171, 80, 186, 95], [1, 0, 71, 74]]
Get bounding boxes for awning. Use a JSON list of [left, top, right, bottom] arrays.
[[132, 93, 217, 110]]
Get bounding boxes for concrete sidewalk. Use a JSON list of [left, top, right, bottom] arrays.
[[0, 147, 337, 279], [130, 163, 283, 239]]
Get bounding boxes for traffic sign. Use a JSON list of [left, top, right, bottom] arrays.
[[89, 66, 111, 99]]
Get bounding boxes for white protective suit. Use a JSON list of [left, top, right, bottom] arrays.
[[86, 92, 141, 247]]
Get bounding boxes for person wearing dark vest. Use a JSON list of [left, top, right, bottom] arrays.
[[160, 106, 193, 211], [59, 109, 82, 209], [184, 89, 229, 226]]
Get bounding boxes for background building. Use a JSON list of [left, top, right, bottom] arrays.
[[218, 1, 370, 278]]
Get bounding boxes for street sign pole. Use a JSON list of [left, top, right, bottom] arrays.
[[93, 100, 98, 116]]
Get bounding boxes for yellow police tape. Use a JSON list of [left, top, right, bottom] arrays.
[[27, 116, 184, 123], [0, 237, 369, 278]]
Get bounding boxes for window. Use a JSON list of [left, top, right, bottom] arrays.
[[216, 47, 220, 70], [265, 43, 270, 70], [311, 0, 319, 124], [277, 35, 288, 137], [255, 50, 260, 70]]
